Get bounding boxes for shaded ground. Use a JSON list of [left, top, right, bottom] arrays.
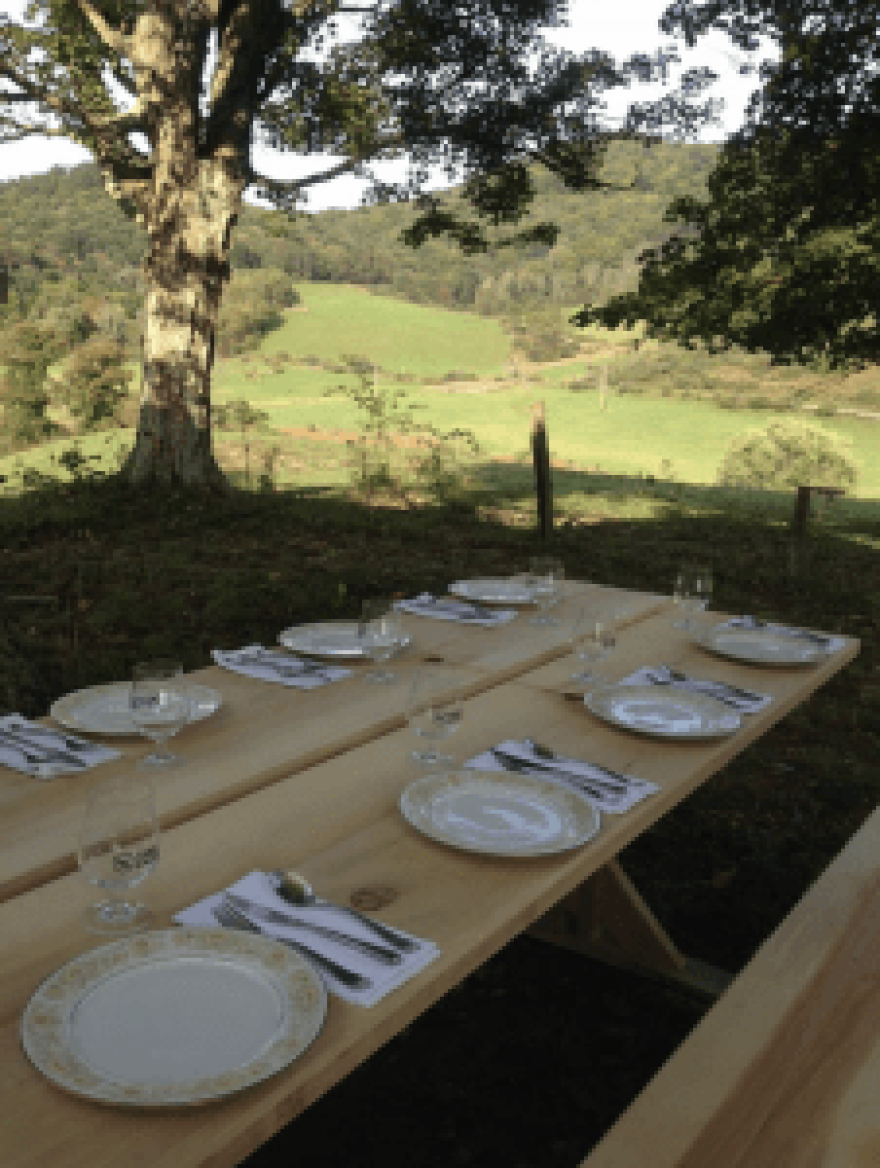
[[1, 479, 877, 1166]]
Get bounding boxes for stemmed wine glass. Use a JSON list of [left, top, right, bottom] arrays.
[[130, 660, 190, 769], [405, 669, 463, 767], [528, 556, 565, 626], [569, 610, 616, 686], [359, 598, 404, 683], [78, 774, 160, 934], [673, 567, 713, 632]]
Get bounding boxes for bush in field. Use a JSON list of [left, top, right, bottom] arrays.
[[214, 399, 272, 432], [717, 420, 858, 492], [55, 336, 135, 431]]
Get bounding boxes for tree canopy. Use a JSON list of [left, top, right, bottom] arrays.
[[0, 0, 727, 489], [574, 0, 880, 372]]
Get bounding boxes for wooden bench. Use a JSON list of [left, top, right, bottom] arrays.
[[580, 802, 880, 1167]]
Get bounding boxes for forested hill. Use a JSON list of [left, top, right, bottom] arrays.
[[0, 137, 720, 358]]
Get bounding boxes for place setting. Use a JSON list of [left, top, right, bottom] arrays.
[[393, 557, 568, 628], [2, 659, 222, 778]]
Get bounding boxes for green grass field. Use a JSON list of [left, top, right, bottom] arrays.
[[4, 283, 879, 506]]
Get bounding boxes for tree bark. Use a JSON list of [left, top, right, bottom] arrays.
[[116, 149, 243, 493]]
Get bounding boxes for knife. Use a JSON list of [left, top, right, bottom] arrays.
[[739, 618, 831, 646], [490, 746, 629, 797], [237, 652, 329, 679], [225, 894, 403, 965], [0, 728, 88, 769], [659, 666, 764, 703]]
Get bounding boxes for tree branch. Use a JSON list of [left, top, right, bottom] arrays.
[[249, 155, 358, 195], [74, 0, 127, 56]]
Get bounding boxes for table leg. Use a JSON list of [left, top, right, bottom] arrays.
[[526, 858, 733, 1001]]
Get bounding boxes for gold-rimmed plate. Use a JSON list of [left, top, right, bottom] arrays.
[[399, 768, 600, 857], [279, 621, 411, 659], [449, 579, 537, 606], [584, 684, 741, 739], [50, 683, 221, 736], [698, 625, 834, 666], [20, 928, 327, 1107]]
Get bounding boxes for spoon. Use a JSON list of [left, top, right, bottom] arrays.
[[272, 870, 420, 953]]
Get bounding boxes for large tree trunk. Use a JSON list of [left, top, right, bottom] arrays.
[[118, 154, 243, 493]]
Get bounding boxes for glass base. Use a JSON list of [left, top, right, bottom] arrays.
[[570, 670, 599, 684], [84, 901, 152, 935], [411, 749, 453, 766], [673, 619, 694, 631], [530, 614, 560, 626], [137, 750, 183, 769], [364, 669, 397, 683]]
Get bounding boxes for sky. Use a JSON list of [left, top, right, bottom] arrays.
[[0, 0, 781, 212]]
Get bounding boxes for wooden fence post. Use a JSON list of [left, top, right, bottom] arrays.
[[531, 400, 552, 542]]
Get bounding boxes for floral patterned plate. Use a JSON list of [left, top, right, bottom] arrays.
[[20, 927, 327, 1106]]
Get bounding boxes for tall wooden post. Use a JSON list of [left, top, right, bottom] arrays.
[[531, 400, 552, 542]]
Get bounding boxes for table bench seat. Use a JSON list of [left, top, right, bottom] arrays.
[[580, 802, 880, 1168]]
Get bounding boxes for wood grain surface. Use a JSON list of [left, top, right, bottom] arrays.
[[0, 623, 859, 1168], [581, 802, 880, 1168], [0, 582, 667, 903]]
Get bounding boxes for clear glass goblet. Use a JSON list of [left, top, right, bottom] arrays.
[[359, 599, 404, 683], [528, 556, 565, 626], [130, 660, 189, 769], [78, 774, 160, 934], [405, 670, 463, 767], [569, 611, 616, 685], [673, 567, 713, 632]]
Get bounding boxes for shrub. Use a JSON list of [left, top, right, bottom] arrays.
[[717, 420, 858, 492]]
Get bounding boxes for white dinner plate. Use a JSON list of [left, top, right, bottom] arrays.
[[449, 579, 537, 605], [698, 625, 833, 666], [585, 684, 741, 739], [50, 683, 222, 736], [19, 927, 327, 1107], [279, 621, 411, 659], [399, 768, 601, 857]]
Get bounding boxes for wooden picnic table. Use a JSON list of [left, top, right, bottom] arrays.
[[0, 601, 858, 1168], [0, 581, 666, 904], [580, 801, 880, 1167]]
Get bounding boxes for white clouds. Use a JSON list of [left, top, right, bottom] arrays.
[[0, 0, 780, 210]]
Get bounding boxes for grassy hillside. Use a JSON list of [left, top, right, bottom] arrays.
[[6, 284, 877, 513]]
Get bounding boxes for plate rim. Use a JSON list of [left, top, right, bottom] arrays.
[[50, 682, 222, 736], [19, 926, 328, 1108], [584, 683, 742, 739], [399, 767, 601, 857], [278, 621, 412, 658], [698, 625, 828, 666]]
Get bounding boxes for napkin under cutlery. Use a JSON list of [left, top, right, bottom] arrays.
[[465, 739, 659, 813], [0, 714, 120, 777], [395, 593, 517, 627], [175, 870, 440, 1006], [212, 644, 352, 688], [727, 616, 845, 651], [624, 666, 772, 713]]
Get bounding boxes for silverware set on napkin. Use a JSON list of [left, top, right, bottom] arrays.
[[644, 665, 767, 709], [0, 724, 104, 771], [489, 742, 633, 802]]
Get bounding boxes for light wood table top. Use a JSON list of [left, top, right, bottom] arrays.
[[0, 626, 859, 1168], [581, 800, 880, 1168], [0, 582, 668, 904]]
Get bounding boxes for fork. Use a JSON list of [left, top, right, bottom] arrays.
[[238, 652, 329, 679], [0, 729, 87, 771], [212, 903, 371, 990]]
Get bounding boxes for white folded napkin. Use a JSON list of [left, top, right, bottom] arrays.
[[725, 616, 846, 652], [395, 592, 516, 626], [175, 870, 441, 1007], [621, 666, 772, 714], [464, 738, 658, 814], [0, 713, 121, 778], [212, 644, 352, 688]]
